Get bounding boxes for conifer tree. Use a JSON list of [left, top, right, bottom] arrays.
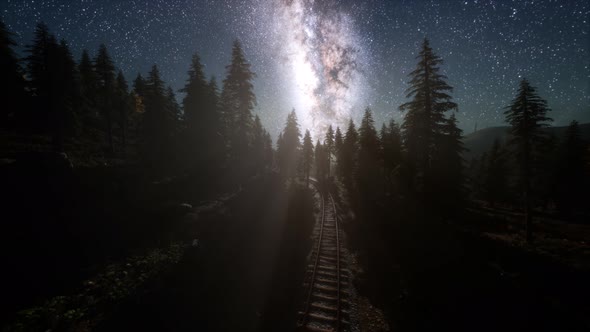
[[94, 44, 116, 154], [25, 22, 55, 133], [78, 49, 98, 124], [339, 119, 358, 185], [504, 78, 552, 242], [315, 140, 326, 180], [302, 130, 314, 186], [324, 125, 335, 177], [334, 127, 343, 157], [357, 108, 381, 199], [399, 38, 457, 192], [278, 110, 301, 178], [115, 70, 132, 151], [181, 54, 223, 170], [221, 40, 256, 167], [434, 112, 465, 208], [381, 119, 402, 194], [142, 64, 170, 169], [0, 20, 26, 128]]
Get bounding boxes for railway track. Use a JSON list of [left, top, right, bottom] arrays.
[[298, 187, 350, 332]]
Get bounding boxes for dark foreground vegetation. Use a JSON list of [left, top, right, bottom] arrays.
[[1, 17, 589, 332]]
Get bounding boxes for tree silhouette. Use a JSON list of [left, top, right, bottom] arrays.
[[94, 44, 116, 154], [504, 78, 552, 242], [221, 40, 256, 169], [78, 49, 98, 128], [0, 19, 26, 129], [302, 130, 314, 186], [356, 108, 381, 200], [181, 54, 224, 171], [399, 38, 457, 193], [277, 110, 301, 179], [324, 125, 335, 177], [25, 22, 54, 133], [380, 119, 402, 195], [339, 119, 358, 187], [433, 112, 465, 208], [115, 70, 132, 152]]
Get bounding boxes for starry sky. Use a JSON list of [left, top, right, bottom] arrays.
[[1, 0, 589, 139]]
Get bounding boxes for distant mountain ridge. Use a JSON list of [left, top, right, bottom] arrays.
[[462, 123, 590, 160]]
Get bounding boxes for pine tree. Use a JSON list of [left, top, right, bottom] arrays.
[[399, 38, 457, 192], [302, 130, 314, 186], [0, 19, 26, 128], [133, 73, 147, 98], [52, 39, 80, 150], [181, 53, 208, 134], [78, 49, 98, 125], [115, 70, 131, 151], [339, 119, 358, 185], [434, 112, 465, 208], [278, 110, 301, 178], [221, 40, 256, 167], [142, 65, 169, 170], [381, 119, 402, 194], [25, 22, 55, 133], [357, 108, 381, 199], [94, 44, 116, 154], [504, 78, 553, 242], [315, 140, 326, 180], [181, 54, 224, 170], [334, 127, 343, 157], [324, 125, 335, 177]]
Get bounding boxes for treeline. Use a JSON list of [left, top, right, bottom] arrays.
[[274, 39, 465, 212], [0, 21, 272, 176], [272, 39, 589, 241]]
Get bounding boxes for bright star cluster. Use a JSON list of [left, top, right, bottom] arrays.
[[1, 0, 588, 139]]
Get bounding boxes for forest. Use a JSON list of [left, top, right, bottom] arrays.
[[1, 18, 589, 332]]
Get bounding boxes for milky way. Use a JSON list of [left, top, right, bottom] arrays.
[[1, 0, 588, 140], [267, 0, 370, 138]]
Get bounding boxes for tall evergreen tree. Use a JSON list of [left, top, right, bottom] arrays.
[[434, 112, 466, 208], [381, 119, 402, 194], [221, 40, 256, 168], [324, 125, 335, 177], [278, 110, 301, 178], [94, 44, 116, 154], [315, 140, 327, 180], [25, 22, 54, 133], [0, 20, 26, 128], [115, 70, 132, 151], [181, 54, 223, 170], [356, 108, 381, 199], [339, 119, 359, 185], [504, 78, 552, 242], [302, 130, 314, 186], [399, 38, 457, 193], [142, 64, 170, 170], [334, 127, 343, 157], [78, 49, 98, 124]]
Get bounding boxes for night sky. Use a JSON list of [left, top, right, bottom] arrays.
[[2, 0, 588, 139]]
